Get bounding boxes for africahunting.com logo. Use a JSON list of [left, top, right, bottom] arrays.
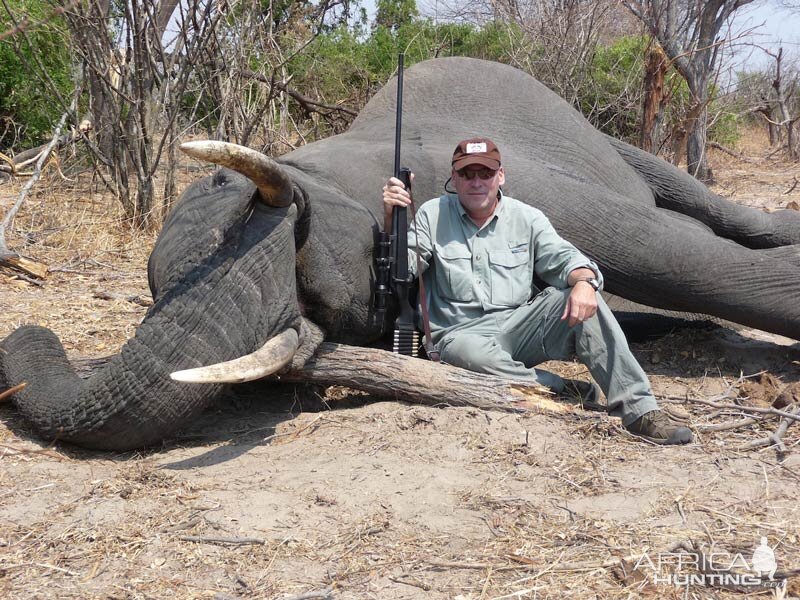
[[633, 537, 785, 589]]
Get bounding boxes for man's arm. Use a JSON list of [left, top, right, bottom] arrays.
[[382, 174, 431, 278], [527, 212, 602, 327], [567, 267, 599, 288], [382, 175, 412, 232], [531, 213, 604, 291], [561, 267, 599, 327]]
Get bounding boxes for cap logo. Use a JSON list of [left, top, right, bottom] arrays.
[[466, 142, 487, 153]]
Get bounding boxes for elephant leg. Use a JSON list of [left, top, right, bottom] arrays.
[[607, 136, 800, 248], [539, 181, 800, 340]]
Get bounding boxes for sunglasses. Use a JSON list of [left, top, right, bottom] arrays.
[[456, 168, 498, 180]]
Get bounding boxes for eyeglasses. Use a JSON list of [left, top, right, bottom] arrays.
[[456, 168, 498, 180]]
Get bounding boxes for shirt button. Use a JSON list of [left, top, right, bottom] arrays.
[[475, 255, 481, 261]]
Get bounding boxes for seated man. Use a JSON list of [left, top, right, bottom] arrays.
[[382, 138, 693, 445]]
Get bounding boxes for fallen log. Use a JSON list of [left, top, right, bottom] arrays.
[[72, 342, 562, 414], [274, 342, 559, 413], [0, 253, 48, 279]]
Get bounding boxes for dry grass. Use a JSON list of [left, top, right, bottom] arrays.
[[1, 141, 800, 599]]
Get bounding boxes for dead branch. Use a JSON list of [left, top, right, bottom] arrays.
[[273, 343, 554, 412], [277, 588, 334, 600], [0, 0, 79, 42], [0, 106, 71, 278], [708, 141, 754, 163], [0, 257, 47, 279], [697, 416, 761, 432], [668, 395, 800, 423], [92, 290, 153, 306], [389, 575, 432, 591], [739, 403, 799, 454], [0, 441, 68, 461], [238, 69, 358, 117], [178, 535, 266, 546], [0, 111, 70, 279], [783, 176, 799, 195]]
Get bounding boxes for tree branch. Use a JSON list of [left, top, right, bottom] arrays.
[[238, 69, 358, 117]]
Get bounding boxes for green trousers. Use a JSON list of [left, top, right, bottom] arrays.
[[436, 287, 659, 426]]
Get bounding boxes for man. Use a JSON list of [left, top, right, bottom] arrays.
[[382, 138, 693, 445]]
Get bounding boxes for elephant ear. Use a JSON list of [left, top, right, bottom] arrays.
[[180, 141, 294, 207]]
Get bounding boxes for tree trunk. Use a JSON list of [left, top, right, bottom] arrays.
[[789, 119, 799, 161], [684, 72, 714, 183], [640, 42, 667, 154], [686, 109, 713, 182]]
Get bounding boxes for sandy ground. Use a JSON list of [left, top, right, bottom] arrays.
[[1, 142, 800, 599]]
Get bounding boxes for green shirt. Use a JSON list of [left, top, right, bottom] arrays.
[[408, 193, 603, 341]]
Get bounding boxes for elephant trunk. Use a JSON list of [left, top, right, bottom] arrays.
[[1, 325, 228, 449], [0, 201, 303, 451]]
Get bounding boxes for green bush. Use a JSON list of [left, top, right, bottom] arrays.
[[708, 110, 741, 147], [286, 17, 521, 122], [581, 36, 647, 141], [0, 0, 72, 152]]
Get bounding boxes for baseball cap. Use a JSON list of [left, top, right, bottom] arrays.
[[451, 138, 501, 170]]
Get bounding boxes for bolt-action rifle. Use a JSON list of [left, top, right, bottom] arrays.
[[373, 54, 419, 356]]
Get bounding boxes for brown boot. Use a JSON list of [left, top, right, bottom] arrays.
[[625, 410, 693, 445]]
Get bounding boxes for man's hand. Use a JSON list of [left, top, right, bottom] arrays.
[[382, 174, 415, 232], [561, 281, 598, 327]]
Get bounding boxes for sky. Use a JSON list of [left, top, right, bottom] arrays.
[[731, 1, 800, 69], [360, 0, 800, 72]]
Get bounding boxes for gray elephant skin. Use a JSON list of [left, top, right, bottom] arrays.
[[2, 57, 799, 451]]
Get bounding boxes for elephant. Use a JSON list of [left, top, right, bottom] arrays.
[[2, 57, 799, 451]]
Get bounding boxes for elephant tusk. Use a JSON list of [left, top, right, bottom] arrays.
[[179, 141, 294, 207], [170, 329, 299, 384]]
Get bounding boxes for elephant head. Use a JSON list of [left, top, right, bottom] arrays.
[[0, 145, 352, 450], [2, 56, 799, 451]]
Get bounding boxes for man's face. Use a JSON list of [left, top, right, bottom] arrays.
[[452, 164, 505, 217]]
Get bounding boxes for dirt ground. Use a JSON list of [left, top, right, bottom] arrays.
[[1, 137, 800, 599]]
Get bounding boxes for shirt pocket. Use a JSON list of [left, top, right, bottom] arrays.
[[434, 243, 474, 301], [489, 250, 531, 306]]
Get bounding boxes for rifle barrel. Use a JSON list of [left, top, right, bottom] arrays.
[[394, 53, 404, 178]]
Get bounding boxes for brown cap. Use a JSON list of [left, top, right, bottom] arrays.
[[451, 138, 501, 170]]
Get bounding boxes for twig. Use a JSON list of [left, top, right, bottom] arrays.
[[667, 395, 800, 423], [278, 588, 334, 600], [698, 416, 761, 432], [708, 141, 753, 162], [2, 562, 79, 576], [783, 176, 799, 195], [0, 108, 71, 248], [0, 0, 80, 42], [389, 575, 432, 591], [0, 442, 68, 461], [7, 272, 43, 286], [427, 557, 622, 572], [739, 404, 800, 454], [178, 535, 265, 546], [0, 382, 26, 402]]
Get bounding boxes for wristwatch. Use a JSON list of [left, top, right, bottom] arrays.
[[576, 277, 601, 291]]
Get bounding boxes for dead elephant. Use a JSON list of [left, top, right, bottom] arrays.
[[2, 57, 799, 450]]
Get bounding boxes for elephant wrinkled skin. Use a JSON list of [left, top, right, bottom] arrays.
[[2, 57, 799, 450]]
